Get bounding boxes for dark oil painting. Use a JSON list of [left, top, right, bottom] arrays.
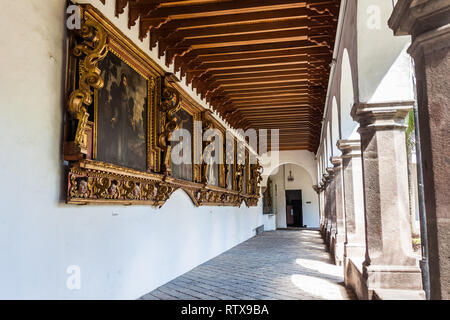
[[171, 108, 194, 181], [96, 51, 148, 171]]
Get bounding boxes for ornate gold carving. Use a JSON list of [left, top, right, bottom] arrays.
[[66, 15, 108, 157], [249, 162, 263, 195], [193, 113, 202, 183], [69, 175, 90, 199], [243, 196, 260, 207], [67, 160, 252, 207], [158, 86, 181, 175], [235, 164, 244, 194], [149, 76, 162, 172], [200, 111, 219, 186], [224, 164, 232, 189], [155, 184, 176, 203], [64, 5, 262, 208]]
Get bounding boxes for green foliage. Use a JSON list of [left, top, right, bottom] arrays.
[[406, 109, 415, 156]]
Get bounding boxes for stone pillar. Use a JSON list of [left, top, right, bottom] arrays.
[[325, 168, 335, 248], [316, 182, 325, 235], [331, 156, 345, 266], [337, 140, 366, 266], [321, 173, 330, 240], [352, 102, 423, 297], [389, 0, 450, 300]]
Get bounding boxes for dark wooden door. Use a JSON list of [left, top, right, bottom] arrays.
[[285, 190, 303, 227]]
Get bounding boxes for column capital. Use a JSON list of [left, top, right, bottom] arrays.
[[326, 167, 334, 178], [409, 24, 450, 58], [388, 0, 450, 37], [312, 184, 320, 194], [337, 139, 361, 158], [351, 102, 413, 130], [322, 173, 329, 186], [317, 182, 325, 192], [330, 156, 342, 168], [389, 0, 450, 58]]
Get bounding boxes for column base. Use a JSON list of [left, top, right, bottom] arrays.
[[325, 230, 333, 251], [320, 223, 325, 238], [344, 243, 366, 260], [328, 228, 337, 254], [333, 235, 345, 266], [345, 258, 425, 300], [372, 289, 425, 300], [364, 264, 424, 294]]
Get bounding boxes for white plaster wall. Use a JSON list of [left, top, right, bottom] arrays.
[[340, 48, 358, 140], [0, 0, 263, 299], [271, 167, 287, 229], [357, 0, 413, 103], [262, 214, 276, 231]]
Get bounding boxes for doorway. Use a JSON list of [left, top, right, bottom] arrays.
[[285, 190, 303, 227]]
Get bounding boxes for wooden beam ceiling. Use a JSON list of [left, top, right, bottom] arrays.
[[111, 0, 340, 152]]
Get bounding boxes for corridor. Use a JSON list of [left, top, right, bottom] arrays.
[[141, 230, 355, 300]]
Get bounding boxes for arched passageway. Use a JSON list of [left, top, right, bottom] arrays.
[[262, 163, 319, 231]]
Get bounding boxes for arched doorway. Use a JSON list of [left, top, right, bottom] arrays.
[[263, 163, 320, 230]]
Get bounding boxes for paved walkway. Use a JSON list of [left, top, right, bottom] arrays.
[[141, 230, 355, 300]]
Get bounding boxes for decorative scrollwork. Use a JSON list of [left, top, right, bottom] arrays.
[[158, 87, 181, 175], [69, 175, 90, 199], [121, 181, 141, 200], [67, 14, 108, 156], [67, 163, 257, 207], [155, 183, 176, 203], [92, 177, 111, 199]]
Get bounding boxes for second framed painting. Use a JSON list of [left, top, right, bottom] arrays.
[[94, 48, 152, 172]]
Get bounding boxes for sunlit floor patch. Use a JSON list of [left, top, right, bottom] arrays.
[[141, 230, 354, 300], [290, 274, 348, 300], [296, 258, 343, 278]]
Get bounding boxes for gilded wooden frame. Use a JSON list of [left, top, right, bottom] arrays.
[[64, 4, 260, 207]]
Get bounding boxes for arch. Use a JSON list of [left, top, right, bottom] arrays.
[[260, 150, 317, 187], [340, 48, 358, 139], [263, 161, 315, 188], [326, 122, 332, 167], [265, 163, 320, 228], [331, 96, 340, 155], [164, 188, 197, 208]]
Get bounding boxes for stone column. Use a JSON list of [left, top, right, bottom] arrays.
[[316, 182, 325, 235], [389, 0, 450, 300], [331, 156, 345, 266], [325, 168, 335, 248], [352, 102, 423, 297], [321, 173, 330, 240], [337, 140, 366, 266]]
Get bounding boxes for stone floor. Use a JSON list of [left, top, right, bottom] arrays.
[[141, 230, 355, 300]]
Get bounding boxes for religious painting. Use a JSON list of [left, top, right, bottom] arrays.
[[95, 50, 149, 172], [263, 178, 273, 214], [204, 135, 220, 187], [236, 141, 246, 193], [243, 157, 248, 195], [225, 138, 234, 190], [64, 4, 261, 207], [171, 107, 194, 181]]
